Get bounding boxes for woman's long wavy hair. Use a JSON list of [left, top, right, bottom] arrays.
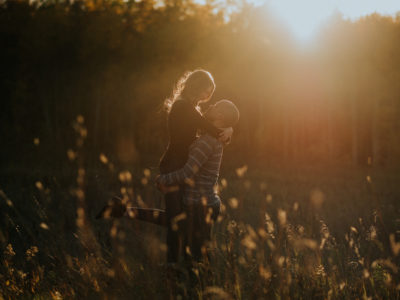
[[164, 69, 215, 113]]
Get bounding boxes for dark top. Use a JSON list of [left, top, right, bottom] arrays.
[[159, 99, 221, 174]]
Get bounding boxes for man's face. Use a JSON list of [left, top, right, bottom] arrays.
[[205, 105, 225, 128]]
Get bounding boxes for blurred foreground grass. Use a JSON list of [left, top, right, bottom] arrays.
[[1, 163, 399, 299], [0, 120, 399, 299]]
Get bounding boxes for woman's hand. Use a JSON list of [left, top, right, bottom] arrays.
[[219, 127, 233, 143], [157, 182, 169, 194], [155, 175, 179, 194], [154, 175, 166, 192]]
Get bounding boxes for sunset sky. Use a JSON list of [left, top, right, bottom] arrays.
[[265, 0, 400, 41]]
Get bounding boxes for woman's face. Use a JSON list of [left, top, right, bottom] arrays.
[[198, 86, 214, 103]]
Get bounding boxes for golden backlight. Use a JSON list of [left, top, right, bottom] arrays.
[[266, 0, 400, 43]]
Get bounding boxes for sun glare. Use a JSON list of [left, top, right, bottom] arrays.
[[266, 0, 336, 43], [266, 0, 400, 44]]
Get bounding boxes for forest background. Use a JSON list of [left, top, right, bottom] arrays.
[[2, 0, 400, 170]]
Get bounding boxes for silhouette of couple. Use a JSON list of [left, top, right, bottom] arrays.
[[97, 69, 239, 264]]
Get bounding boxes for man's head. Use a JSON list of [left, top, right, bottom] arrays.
[[205, 100, 240, 128]]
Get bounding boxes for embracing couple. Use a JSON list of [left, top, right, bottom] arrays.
[[98, 69, 239, 265]]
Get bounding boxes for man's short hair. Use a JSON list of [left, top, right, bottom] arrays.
[[214, 100, 240, 128]]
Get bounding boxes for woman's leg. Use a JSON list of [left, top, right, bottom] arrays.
[[125, 207, 167, 227], [97, 191, 186, 262], [97, 196, 168, 226], [165, 190, 185, 263]]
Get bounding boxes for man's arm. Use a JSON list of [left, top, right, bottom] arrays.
[[157, 137, 214, 186]]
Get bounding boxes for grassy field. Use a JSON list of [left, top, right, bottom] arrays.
[[1, 123, 400, 299], [1, 152, 400, 299]]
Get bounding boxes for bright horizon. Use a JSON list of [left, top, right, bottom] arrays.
[[264, 0, 400, 42]]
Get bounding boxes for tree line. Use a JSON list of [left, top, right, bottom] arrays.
[[1, 0, 400, 171]]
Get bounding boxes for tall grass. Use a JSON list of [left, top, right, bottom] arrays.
[[1, 116, 399, 299]]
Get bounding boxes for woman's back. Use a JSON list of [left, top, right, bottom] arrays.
[[159, 99, 220, 173]]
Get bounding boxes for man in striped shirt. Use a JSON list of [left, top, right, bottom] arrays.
[[157, 99, 240, 261]]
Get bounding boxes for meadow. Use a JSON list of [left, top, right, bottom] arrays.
[[1, 118, 399, 299]]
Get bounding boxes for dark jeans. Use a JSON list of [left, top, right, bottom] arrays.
[[183, 201, 220, 261], [126, 195, 220, 263], [126, 189, 185, 263], [165, 189, 185, 263]]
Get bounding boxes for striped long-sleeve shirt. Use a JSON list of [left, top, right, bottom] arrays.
[[158, 134, 223, 205]]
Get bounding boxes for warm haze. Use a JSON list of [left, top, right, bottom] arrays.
[[265, 0, 400, 42], [1, 0, 400, 298]]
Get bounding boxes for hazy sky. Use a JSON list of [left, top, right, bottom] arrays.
[[265, 0, 400, 41]]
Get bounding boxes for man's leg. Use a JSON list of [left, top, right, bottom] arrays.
[[185, 203, 207, 261], [182, 203, 195, 261], [190, 202, 220, 261]]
